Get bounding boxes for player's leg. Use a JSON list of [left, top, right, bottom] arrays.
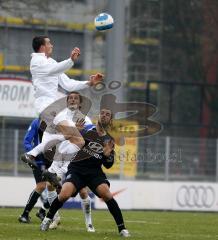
[[40, 181, 77, 231], [21, 132, 65, 168], [36, 188, 49, 221], [23, 96, 85, 166], [22, 125, 84, 167], [56, 123, 85, 161], [39, 95, 86, 155], [47, 161, 68, 230], [89, 174, 130, 237], [19, 167, 46, 223], [46, 161, 61, 206], [79, 188, 95, 232], [41, 168, 85, 231], [46, 181, 61, 229]]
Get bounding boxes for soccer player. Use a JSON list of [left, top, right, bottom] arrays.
[[40, 108, 130, 237], [18, 118, 52, 223], [21, 35, 103, 167], [30, 35, 102, 114], [45, 92, 95, 231]]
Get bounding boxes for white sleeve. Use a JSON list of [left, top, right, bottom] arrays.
[[58, 73, 89, 91], [31, 58, 74, 76]]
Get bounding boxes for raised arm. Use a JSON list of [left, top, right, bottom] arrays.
[[31, 47, 81, 76], [58, 72, 104, 92], [58, 73, 89, 91]]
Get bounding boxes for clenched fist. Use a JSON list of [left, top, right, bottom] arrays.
[[71, 47, 81, 61]]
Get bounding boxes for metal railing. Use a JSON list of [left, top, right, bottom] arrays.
[[0, 128, 217, 181]]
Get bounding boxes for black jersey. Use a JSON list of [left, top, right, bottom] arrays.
[[68, 127, 114, 173]]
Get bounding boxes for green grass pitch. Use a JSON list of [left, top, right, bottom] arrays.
[[0, 208, 218, 240]]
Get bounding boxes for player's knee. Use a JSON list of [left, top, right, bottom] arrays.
[[96, 185, 113, 201], [58, 191, 71, 202], [36, 182, 46, 193], [58, 195, 69, 202], [101, 193, 113, 202], [59, 182, 76, 202], [69, 137, 85, 148]]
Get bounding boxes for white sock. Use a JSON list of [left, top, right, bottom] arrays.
[[47, 190, 60, 221], [47, 190, 57, 206], [27, 143, 45, 157], [40, 189, 48, 202], [81, 196, 92, 226], [53, 211, 60, 221]]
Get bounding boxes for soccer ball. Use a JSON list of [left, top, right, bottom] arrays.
[[94, 13, 114, 31]]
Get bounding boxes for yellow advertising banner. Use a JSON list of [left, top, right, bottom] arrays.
[[104, 120, 138, 177]]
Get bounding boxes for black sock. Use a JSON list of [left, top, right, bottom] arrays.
[[43, 200, 50, 209], [39, 207, 46, 214], [105, 198, 126, 232], [46, 196, 63, 219], [22, 190, 41, 216]]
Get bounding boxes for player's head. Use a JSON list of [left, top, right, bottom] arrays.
[[32, 36, 53, 57], [98, 108, 113, 129], [67, 92, 82, 110]]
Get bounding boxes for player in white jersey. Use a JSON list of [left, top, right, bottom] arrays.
[[21, 36, 103, 168], [45, 92, 95, 231], [30, 35, 102, 113]]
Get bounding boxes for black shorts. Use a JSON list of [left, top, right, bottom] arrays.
[[64, 168, 110, 197], [32, 163, 49, 184], [32, 167, 43, 183], [32, 156, 51, 183]]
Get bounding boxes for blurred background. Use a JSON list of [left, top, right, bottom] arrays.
[[0, 0, 218, 182]]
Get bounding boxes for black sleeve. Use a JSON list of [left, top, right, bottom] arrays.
[[102, 150, 115, 169]]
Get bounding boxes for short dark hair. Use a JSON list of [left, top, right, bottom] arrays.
[[32, 36, 48, 52], [67, 91, 83, 103]]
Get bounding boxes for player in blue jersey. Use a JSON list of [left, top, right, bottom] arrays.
[[19, 118, 52, 223]]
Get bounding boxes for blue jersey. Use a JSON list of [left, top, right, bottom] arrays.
[[23, 118, 45, 167]]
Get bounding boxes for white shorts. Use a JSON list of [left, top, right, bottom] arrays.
[[35, 96, 55, 114], [35, 96, 70, 134], [48, 160, 70, 181]]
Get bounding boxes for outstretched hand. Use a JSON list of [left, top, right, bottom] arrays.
[[75, 118, 85, 131], [89, 73, 104, 86]]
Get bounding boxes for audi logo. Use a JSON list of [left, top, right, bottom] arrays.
[[88, 142, 103, 153], [176, 185, 216, 208]]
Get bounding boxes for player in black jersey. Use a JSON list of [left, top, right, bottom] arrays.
[[40, 108, 130, 237]]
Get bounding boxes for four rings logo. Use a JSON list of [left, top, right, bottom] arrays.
[[88, 142, 103, 153], [176, 185, 216, 208]]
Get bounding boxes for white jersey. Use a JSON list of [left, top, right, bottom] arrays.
[[53, 108, 92, 127], [30, 53, 89, 113]]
